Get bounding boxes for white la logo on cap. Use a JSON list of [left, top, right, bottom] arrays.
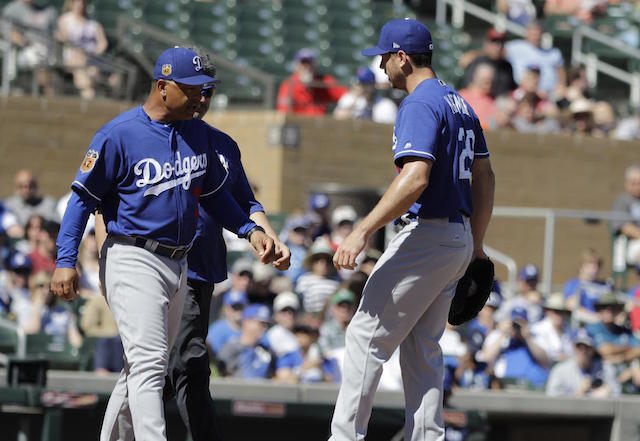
[[392, 42, 400, 49], [192, 55, 202, 71]]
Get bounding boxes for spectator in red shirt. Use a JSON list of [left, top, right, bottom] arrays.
[[277, 48, 347, 116], [459, 62, 496, 129]]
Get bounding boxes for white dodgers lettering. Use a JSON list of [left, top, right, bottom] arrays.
[[134, 153, 208, 197]]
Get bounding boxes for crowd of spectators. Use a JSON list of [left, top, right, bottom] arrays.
[[1, 0, 111, 98], [2, 163, 640, 397]]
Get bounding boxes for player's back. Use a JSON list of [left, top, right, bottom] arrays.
[[394, 78, 489, 219]]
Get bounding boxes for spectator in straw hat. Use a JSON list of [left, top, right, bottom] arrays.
[[531, 292, 575, 363], [295, 238, 339, 314]]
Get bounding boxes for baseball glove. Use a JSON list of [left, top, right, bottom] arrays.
[[448, 257, 495, 326]]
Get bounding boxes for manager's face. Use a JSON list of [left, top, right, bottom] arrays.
[[159, 79, 203, 120]]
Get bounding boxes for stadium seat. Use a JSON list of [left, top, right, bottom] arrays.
[[25, 333, 81, 371]]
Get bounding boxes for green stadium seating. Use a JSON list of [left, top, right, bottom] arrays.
[[25, 333, 81, 371]]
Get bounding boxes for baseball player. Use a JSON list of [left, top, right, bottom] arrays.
[[329, 19, 495, 441], [51, 47, 274, 441]]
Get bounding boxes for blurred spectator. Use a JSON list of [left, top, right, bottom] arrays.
[[586, 293, 640, 363], [592, 101, 616, 138], [78, 230, 100, 295], [459, 62, 496, 129], [14, 214, 43, 254], [56, 0, 108, 99], [478, 306, 549, 389], [249, 260, 277, 303], [296, 238, 340, 314], [25, 271, 82, 348], [0, 201, 23, 239], [276, 48, 347, 115], [611, 164, 640, 269], [334, 67, 397, 124], [28, 220, 58, 274], [265, 291, 303, 383], [454, 338, 491, 390], [2, 252, 32, 327], [306, 192, 331, 241], [511, 65, 553, 108], [217, 304, 277, 379], [497, 0, 538, 26], [279, 215, 311, 283], [358, 249, 382, 277], [318, 288, 357, 356], [546, 329, 619, 397], [468, 290, 502, 339], [488, 94, 517, 130], [512, 92, 561, 134], [531, 292, 575, 363], [568, 98, 596, 135], [1, 0, 57, 96], [330, 205, 358, 250], [80, 293, 124, 374], [565, 65, 590, 103], [506, 21, 566, 98], [564, 248, 610, 324], [544, 0, 608, 24], [5, 169, 58, 225], [207, 290, 247, 357], [460, 28, 517, 97], [614, 108, 640, 141], [496, 264, 543, 323], [293, 323, 326, 383]]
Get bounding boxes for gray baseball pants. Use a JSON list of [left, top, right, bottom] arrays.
[[98, 238, 187, 441], [329, 217, 473, 441]]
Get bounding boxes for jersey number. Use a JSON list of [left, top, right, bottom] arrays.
[[457, 127, 474, 180]]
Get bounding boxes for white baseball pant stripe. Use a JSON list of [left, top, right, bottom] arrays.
[[98, 238, 187, 441], [330, 217, 473, 441]]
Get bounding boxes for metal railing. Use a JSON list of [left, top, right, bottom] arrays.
[[491, 206, 635, 296], [435, 0, 640, 107], [115, 16, 277, 109]]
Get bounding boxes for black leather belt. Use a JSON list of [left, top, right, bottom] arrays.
[[112, 235, 191, 260], [395, 212, 466, 227]]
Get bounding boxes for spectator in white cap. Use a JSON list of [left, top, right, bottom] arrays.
[[531, 292, 575, 364], [330, 205, 358, 249], [296, 238, 340, 314], [206, 290, 248, 358], [266, 291, 303, 384], [546, 329, 620, 397]]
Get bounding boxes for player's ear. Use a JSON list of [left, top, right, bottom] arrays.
[[156, 80, 168, 100]]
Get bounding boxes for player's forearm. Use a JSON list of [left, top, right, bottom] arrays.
[[470, 163, 495, 252], [355, 162, 429, 239], [56, 191, 95, 268], [250, 211, 279, 241]]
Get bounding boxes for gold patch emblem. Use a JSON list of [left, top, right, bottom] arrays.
[[162, 64, 172, 76], [80, 149, 99, 173]]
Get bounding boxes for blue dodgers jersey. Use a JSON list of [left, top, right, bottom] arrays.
[[392, 78, 489, 218], [72, 106, 228, 246], [187, 128, 264, 283]]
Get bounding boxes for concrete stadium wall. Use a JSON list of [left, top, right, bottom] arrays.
[[0, 97, 638, 285]]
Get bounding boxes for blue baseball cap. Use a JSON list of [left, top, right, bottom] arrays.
[[519, 264, 539, 282], [356, 67, 376, 85], [223, 290, 248, 307], [309, 192, 329, 210], [7, 252, 32, 272], [153, 47, 216, 86], [511, 306, 528, 322], [362, 18, 434, 57], [242, 304, 272, 323]]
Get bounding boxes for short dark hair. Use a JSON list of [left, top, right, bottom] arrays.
[[408, 52, 432, 68]]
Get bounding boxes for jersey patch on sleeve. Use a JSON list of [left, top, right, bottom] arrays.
[[80, 149, 99, 173]]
